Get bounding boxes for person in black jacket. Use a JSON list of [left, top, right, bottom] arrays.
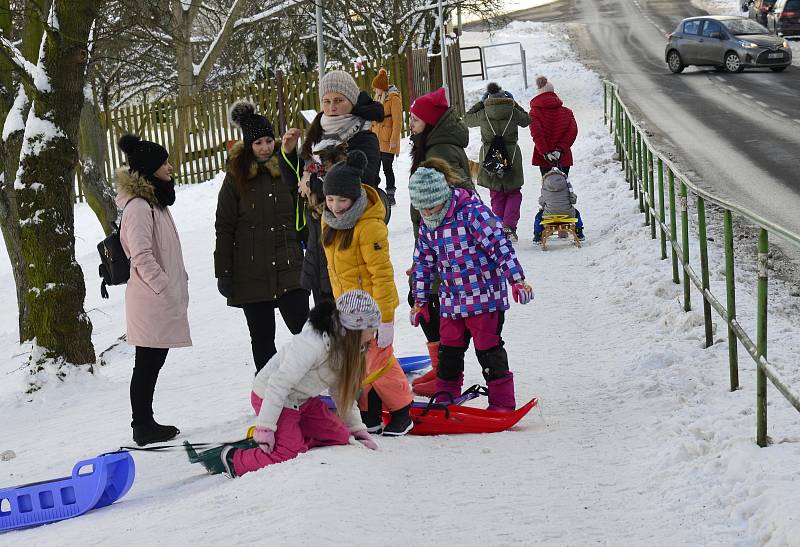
[[215, 101, 308, 373], [279, 70, 384, 304]]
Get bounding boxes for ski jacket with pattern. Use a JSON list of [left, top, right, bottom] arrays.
[[528, 91, 578, 168], [413, 188, 525, 318], [252, 322, 365, 433]]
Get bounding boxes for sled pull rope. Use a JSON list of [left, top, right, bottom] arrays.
[[118, 439, 247, 452]]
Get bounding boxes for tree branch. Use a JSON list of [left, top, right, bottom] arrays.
[[0, 36, 38, 91]]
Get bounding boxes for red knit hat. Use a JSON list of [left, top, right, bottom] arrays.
[[410, 87, 449, 127]]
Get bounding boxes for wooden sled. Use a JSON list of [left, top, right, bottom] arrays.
[[540, 214, 581, 250]]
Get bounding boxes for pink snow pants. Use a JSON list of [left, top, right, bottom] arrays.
[[232, 393, 351, 476], [490, 189, 523, 231], [440, 311, 503, 351]]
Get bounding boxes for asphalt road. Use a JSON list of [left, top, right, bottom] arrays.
[[488, 0, 800, 237]]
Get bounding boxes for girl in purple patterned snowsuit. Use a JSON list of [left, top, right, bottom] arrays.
[[408, 166, 534, 411]]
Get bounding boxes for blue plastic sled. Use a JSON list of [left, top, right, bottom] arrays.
[[0, 451, 135, 533], [397, 355, 431, 373]]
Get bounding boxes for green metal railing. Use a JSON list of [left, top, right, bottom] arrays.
[[602, 80, 800, 447]]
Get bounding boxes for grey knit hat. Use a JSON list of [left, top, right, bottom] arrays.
[[319, 70, 360, 106], [336, 290, 381, 331], [408, 166, 452, 210], [323, 150, 367, 201]]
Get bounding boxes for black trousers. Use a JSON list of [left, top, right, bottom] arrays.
[[380, 152, 396, 191], [242, 289, 309, 372], [539, 165, 570, 176], [131, 346, 169, 426], [409, 289, 440, 343]]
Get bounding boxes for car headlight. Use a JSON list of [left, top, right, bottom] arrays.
[[737, 39, 758, 48], [783, 39, 790, 48]]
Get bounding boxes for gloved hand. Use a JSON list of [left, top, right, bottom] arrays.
[[253, 427, 275, 453], [377, 322, 394, 348], [503, 90, 514, 99], [409, 302, 431, 327], [512, 281, 534, 305], [545, 150, 562, 164], [480, 91, 489, 103], [217, 276, 233, 298], [353, 430, 378, 450]]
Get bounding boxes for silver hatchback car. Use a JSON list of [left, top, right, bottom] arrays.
[[665, 15, 792, 73]]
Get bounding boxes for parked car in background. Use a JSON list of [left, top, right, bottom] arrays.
[[767, 0, 800, 37], [665, 16, 792, 73], [742, 0, 778, 26]]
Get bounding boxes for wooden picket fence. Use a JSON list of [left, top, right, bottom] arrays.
[[94, 54, 411, 187], [74, 44, 466, 200]]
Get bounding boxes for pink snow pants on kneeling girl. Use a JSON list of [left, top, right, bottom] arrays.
[[232, 393, 351, 476]]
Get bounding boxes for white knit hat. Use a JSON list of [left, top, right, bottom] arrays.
[[336, 290, 380, 331], [319, 70, 360, 106]]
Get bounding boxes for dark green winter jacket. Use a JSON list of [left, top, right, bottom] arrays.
[[463, 97, 530, 192], [410, 106, 475, 239], [214, 142, 304, 307]]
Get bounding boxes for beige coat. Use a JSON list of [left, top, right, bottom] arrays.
[[115, 168, 192, 349]]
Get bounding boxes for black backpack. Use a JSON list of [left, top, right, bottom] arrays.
[[481, 109, 515, 178], [97, 198, 152, 299]]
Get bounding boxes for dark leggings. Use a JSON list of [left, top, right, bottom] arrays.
[[539, 165, 570, 176], [380, 152, 396, 191], [131, 346, 169, 426], [242, 289, 309, 372], [409, 289, 440, 343]]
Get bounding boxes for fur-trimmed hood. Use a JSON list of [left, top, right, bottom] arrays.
[[114, 166, 158, 208], [227, 140, 282, 180]]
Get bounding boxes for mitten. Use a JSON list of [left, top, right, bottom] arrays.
[[253, 427, 275, 453], [353, 430, 378, 450], [217, 276, 233, 298], [377, 322, 394, 349], [512, 281, 534, 305], [409, 302, 430, 327]]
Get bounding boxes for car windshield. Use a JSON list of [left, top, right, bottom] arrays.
[[722, 19, 770, 35]]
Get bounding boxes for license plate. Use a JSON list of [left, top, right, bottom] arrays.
[[768, 53, 784, 59]]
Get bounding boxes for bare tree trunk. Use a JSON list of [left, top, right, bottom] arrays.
[[2, 0, 100, 376], [79, 97, 117, 235]]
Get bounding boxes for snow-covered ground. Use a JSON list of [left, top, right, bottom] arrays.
[[2, 20, 800, 545]]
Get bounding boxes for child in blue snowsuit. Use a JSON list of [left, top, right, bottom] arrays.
[[533, 168, 585, 241], [408, 166, 534, 412]]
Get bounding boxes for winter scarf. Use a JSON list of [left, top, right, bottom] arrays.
[[322, 188, 368, 230], [320, 114, 370, 143], [421, 192, 452, 230], [145, 175, 176, 207]]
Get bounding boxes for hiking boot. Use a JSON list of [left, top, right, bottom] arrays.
[[576, 227, 585, 241], [382, 405, 413, 437], [533, 233, 542, 243], [184, 441, 241, 477], [507, 230, 518, 243], [132, 421, 180, 446]]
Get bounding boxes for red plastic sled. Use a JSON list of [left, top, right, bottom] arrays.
[[386, 398, 538, 436]]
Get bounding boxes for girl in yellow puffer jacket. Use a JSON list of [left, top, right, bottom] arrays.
[[321, 150, 413, 436]]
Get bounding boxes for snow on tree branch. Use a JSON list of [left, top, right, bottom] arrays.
[[0, 35, 39, 90], [2, 87, 29, 142]]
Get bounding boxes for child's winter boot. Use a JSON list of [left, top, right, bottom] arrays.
[[434, 374, 464, 403], [184, 441, 253, 477], [360, 388, 384, 434], [576, 227, 585, 240], [411, 342, 440, 396], [382, 404, 414, 436], [487, 372, 516, 412]]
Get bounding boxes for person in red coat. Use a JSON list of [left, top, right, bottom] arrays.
[[528, 76, 578, 176]]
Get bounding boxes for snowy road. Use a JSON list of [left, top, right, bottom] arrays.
[[503, 0, 800, 238]]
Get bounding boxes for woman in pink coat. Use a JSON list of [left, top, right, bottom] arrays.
[[116, 134, 192, 446]]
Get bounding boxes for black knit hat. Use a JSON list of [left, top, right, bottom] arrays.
[[229, 100, 274, 146], [323, 150, 367, 201], [118, 134, 169, 177]]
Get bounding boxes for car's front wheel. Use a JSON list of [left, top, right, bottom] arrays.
[[770, 66, 787, 72], [725, 51, 744, 73], [667, 50, 684, 73]]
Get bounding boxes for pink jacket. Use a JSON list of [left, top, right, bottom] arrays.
[[115, 168, 191, 348]]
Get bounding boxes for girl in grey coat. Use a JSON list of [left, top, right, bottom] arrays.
[[533, 168, 585, 241]]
